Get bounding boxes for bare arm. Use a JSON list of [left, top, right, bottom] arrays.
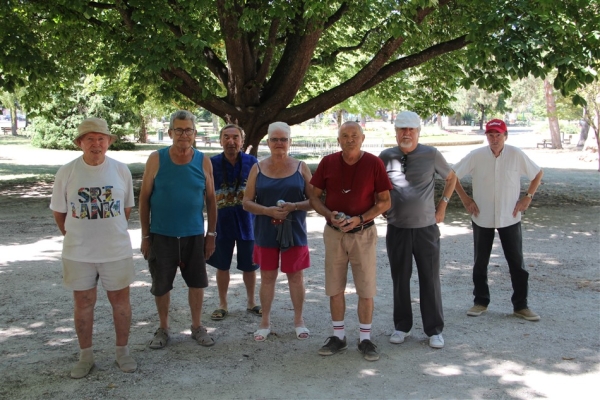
[[435, 170, 457, 223], [139, 152, 159, 260], [454, 178, 480, 217], [513, 169, 544, 217], [203, 155, 217, 259], [53, 211, 67, 235]]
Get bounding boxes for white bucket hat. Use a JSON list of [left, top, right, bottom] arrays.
[[74, 117, 118, 145]]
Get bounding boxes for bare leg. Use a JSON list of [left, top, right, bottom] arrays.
[[189, 287, 204, 329], [286, 270, 305, 327], [357, 297, 374, 325], [258, 269, 278, 329], [215, 270, 230, 310], [73, 288, 97, 349], [106, 286, 132, 347], [243, 270, 258, 309], [330, 292, 346, 322], [154, 292, 170, 330]]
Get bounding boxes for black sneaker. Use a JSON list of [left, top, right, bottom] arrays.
[[318, 336, 348, 356], [358, 339, 380, 361]]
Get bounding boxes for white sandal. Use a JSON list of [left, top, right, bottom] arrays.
[[253, 328, 270, 342], [295, 326, 310, 340]]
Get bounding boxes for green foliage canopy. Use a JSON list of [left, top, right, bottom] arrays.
[[1, 0, 598, 152]]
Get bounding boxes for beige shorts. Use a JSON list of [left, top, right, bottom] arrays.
[[323, 223, 377, 298], [62, 257, 135, 291]]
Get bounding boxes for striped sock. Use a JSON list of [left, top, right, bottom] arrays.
[[332, 320, 345, 340], [359, 323, 372, 342]]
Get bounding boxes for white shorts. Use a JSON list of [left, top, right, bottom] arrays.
[[62, 257, 135, 291]]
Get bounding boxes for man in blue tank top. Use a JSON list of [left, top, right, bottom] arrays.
[[139, 110, 218, 349]]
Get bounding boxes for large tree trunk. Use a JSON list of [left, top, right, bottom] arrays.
[[544, 79, 562, 149], [137, 114, 148, 143], [10, 106, 18, 136]]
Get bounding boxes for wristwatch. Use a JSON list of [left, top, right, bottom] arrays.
[[206, 232, 218, 237], [442, 196, 450, 203], [525, 193, 534, 199]]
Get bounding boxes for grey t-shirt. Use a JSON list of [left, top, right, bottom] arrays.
[[379, 144, 451, 229]]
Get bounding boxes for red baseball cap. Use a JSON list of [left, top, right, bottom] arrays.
[[485, 119, 507, 134]]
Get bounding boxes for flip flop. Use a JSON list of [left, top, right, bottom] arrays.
[[211, 308, 228, 321], [253, 328, 270, 342], [246, 305, 262, 316], [295, 326, 310, 340]]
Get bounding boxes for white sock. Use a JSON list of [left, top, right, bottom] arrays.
[[79, 347, 93, 363], [116, 345, 129, 360], [359, 323, 372, 342], [332, 320, 345, 340]]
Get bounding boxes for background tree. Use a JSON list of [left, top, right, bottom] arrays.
[[1, 0, 598, 154], [0, 87, 25, 136]]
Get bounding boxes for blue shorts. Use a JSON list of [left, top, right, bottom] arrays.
[[207, 238, 259, 272]]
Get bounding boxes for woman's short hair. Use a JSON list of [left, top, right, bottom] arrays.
[[267, 121, 291, 137]]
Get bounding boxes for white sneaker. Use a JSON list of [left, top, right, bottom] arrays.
[[429, 334, 444, 349], [389, 330, 410, 344]]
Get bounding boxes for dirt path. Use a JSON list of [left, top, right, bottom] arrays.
[[0, 135, 599, 399]]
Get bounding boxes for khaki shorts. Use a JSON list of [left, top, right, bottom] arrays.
[[62, 257, 135, 291], [323, 223, 377, 298]]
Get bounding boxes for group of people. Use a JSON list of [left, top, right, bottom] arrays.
[[51, 110, 543, 378]]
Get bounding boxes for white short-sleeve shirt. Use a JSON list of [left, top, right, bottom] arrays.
[[50, 156, 135, 262], [453, 145, 541, 228]]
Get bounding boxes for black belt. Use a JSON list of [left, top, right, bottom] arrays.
[[327, 220, 375, 234]]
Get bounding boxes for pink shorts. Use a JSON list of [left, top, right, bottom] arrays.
[[253, 245, 310, 273]]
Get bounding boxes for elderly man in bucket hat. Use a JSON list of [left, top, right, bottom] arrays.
[[50, 117, 137, 378], [379, 111, 457, 350], [453, 119, 543, 321]]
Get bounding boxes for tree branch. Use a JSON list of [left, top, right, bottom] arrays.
[[279, 35, 469, 124], [311, 28, 378, 66], [323, 2, 349, 30]]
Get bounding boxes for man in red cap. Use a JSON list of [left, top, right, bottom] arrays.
[[453, 119, 544, 321]]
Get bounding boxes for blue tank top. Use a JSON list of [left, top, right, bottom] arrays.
[[150, 147, 206, 237], [254, 162, 307, 248]]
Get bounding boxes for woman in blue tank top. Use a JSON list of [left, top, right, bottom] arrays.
[[243, 122, 313, 342]]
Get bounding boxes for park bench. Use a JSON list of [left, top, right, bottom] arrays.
[[537, 139, 553, 149], [201, 135, 212, 147], [1, 127, 12, 135]]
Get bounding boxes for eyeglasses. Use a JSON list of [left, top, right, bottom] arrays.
[[269, 137, 289, 143], [401, 154, 408, 173], [172, 128, 196, 136]]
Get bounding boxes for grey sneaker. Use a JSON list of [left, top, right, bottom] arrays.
[[389, 330, 410, 344], [357, 339, 380, 361], [514, 308, 540, 321], [467, 305, 488, 316], [318, 336, 348, 356]]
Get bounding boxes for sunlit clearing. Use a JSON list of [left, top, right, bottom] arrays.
[[358, 369, 380, 377], [511, 367, 599, 398], [423, 364, 463, 376], [440, 225, 471, 238], [46, 338, 75, 346], [0, 238, 62, 262], [131, 280, 151, 287], [0, 327, 33, 339]]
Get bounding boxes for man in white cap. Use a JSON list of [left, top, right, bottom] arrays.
[[50, 117, 137, 378], [379, 111, 456, 349], [453, 119, 543, 321]]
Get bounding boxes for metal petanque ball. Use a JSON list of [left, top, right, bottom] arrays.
[[334, 212, 347, 220], [276, 200, 285, 207]]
